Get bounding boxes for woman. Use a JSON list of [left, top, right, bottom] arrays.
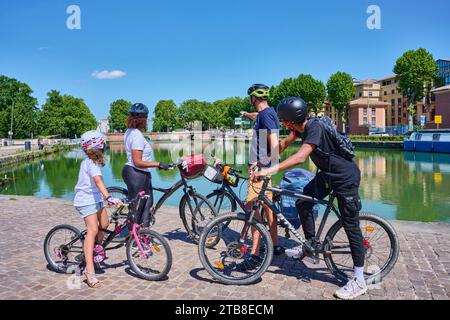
[[122, 103, 170, 227]]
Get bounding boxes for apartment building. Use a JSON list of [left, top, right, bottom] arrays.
[[436, 59, 450, 88]]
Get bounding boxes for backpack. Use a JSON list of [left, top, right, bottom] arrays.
[[308, 115, 355, 160], [280, 168, 319, 229]]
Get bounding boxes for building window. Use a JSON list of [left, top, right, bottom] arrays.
[[372, 108, 376, 116], [372, 118, 376, 126], [398, 98, 402, 105], [363, 108, 368, 115], [433, 134, 441, 141], [359, 92, 362, 97], [363, 117, 368, 125], [391, 99, 395, 106], [415, 134, 422, 141], [368, 92, 373, 97], [391, 89, 395, 94], [384, 91, 387, 95]]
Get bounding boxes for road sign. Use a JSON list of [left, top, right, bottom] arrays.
[[420, 115, 426, 127], [435, 115, 442, 125]]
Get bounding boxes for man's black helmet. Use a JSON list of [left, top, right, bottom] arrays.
[[247, 84, 270, 99], [129, 103, 149, 116], [276, 97, 308, 124]]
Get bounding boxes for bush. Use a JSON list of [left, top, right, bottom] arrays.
[[349, 135, 405, 142]]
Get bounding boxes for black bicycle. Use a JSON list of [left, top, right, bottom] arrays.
[[44, 192, 172, 281], [107, 162, 217, 245], [198, 168, 399, 286]]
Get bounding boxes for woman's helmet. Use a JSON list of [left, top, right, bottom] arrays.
[[276, 97, 309, 124], [129, 103, 149, 117], [81, 130, 106, 150], [247, 84, 270, 99]]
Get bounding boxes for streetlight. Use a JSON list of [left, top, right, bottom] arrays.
[[8, 101, 14, 145]]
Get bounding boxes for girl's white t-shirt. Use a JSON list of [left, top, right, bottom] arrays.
[[124, 128, 154, 172], [73, 158, 103, 207]]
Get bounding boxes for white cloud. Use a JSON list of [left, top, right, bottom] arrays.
[[91, 70, 127, 80]]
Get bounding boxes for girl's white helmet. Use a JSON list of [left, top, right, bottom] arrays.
[[81, 130, 106, 150]]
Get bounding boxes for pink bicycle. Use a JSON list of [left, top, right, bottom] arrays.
[[44, 191, 172, 281]]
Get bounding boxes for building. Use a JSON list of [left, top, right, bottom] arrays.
[[377, 76, 404, 126], [429, 85, 450, 129], [436, 59, 450, 88], [348, 98, 389, 134], [97, 119, 110, 134], [353, 79, 381, 100]]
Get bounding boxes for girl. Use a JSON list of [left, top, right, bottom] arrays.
[[74, 130, 122, 288]]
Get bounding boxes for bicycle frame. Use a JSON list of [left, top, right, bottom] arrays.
[[246, 178, 342, 254], [152, 171, 196, 214]]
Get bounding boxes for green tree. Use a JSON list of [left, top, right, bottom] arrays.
[[152, 100, 178, 132], [393, 48, 438, 131], [38, 90, 97, 138], [0, 75, 39, 139], [270, 74, 326, 114], [108, 99, 132, 132], [326, 72, 355, 132], [177, 99, 213, 130], [214, 97, 252, 128]]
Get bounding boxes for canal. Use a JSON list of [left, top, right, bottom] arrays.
[[1, 141, 450, 223]]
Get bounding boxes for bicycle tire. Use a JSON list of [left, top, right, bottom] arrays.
[[198, 212, 274, 286], [179, 192, 218, 245], [44, 224, 83, 274], [323, 212, 399, 283], [126, 229, 172, 281], [106, 186, 130, 243], [206, 190, 238, 215]]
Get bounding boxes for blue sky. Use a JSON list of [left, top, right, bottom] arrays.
[[1, 0, 449, 128]]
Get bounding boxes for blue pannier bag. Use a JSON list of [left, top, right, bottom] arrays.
[[280, 168, 319, 229]]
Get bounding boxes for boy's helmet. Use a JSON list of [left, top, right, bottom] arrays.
[[277, 97, 309, 124]]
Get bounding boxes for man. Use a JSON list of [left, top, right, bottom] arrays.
[[252, 97, 367, 300], [237, 83, 284, 270]]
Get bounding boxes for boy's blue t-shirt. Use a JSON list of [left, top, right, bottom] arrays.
[[249, 107, 280, 168]]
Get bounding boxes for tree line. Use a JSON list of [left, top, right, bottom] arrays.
[[148, 73, 357, 132], [1, 48, 438, 138], [0, 75, 97, 139]]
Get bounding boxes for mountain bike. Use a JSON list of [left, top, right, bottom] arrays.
[[44, 192, 172, 281], [106, 162, 217, 245], [198, 171, 399, 286]]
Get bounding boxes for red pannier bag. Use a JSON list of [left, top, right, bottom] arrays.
[[178, 154, 207, 179]]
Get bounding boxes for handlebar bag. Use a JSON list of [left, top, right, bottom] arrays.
[[179, 154, 207, 180]]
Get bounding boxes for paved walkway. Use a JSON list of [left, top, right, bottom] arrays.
[[0, 195, 449, 300]]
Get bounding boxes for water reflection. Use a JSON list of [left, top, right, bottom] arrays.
[[1, 143, 449, 223]]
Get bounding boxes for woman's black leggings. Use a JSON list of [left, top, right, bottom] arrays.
[[122, 165, 153, 227]]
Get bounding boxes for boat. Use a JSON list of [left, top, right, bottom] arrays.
[[404, 129, 450, 153]]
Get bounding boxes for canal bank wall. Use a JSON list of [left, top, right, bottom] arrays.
[[0, 144, 77, 170]]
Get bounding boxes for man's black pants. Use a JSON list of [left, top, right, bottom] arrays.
[[295, 172, 365, 267]]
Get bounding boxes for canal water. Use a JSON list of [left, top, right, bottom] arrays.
[[1, 142, 450, 223]]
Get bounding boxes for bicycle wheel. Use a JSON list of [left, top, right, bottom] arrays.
[[44, 225, 84, 273], [323, 213, 399, 283], [126, 229, 172, 281], [179, 192, 217, 244], [207, 190, 237, 215], [198, 212, 273, 285]]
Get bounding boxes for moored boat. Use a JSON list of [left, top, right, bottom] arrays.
[[404, 129, 450, 153]]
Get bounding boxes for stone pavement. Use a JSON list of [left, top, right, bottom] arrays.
[[0, 195, 449, 300]]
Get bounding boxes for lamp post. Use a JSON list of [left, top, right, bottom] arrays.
[[8, 101, 14, 145]]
